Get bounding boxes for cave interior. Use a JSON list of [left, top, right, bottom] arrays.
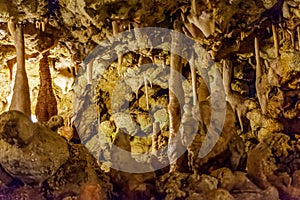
[[0, 0, 300, 199]]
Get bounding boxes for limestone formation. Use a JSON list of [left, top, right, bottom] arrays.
[[1, 0, 300, 199], [0, 111, 69, 184], [35, 51, 58, 122]]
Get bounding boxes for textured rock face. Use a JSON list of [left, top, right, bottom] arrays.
[[0, 111, 112, 199], [0, 111, 69, 183], [0, 0, 48, 21], [247, 133, 291, 189], [43, 143, 112, 199]]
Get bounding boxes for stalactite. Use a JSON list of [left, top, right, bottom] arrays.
[[282, 1, 290, 18], [297, 26, 300, 50], [41, 22, 45, 32], [222, 60, 247, 131], [7, 21, 15, 38], [35, 19, 41, 30], [58, 115, 74, 142], [198, 68, 210, 102], [6, 58, 16, 81], [190, 52, 198, 106], [168, 20, 185, 172], [223, 60, 233, 96], [35, 51, 58, 122], [255, 37, 267, 114], [9, 23, 31, 117], [272, 24, 279, 57], [187, 11, 215, 38], [287, 28, 295, 49], [112, 21, 124, 76], [87, 60, 93, 85], [41, 18, 47, 32], [144, 75, 149, 110], [191, 0, 197, 15]]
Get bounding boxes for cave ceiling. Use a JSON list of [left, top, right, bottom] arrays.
[[0, 0, 300, 131]]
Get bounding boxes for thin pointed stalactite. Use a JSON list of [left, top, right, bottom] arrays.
[[7, 21, 15, 38], [297, 26, 300, 50], [112, 21, 124, 76], [87, 59, 94, 85], [144, 75, 149, 110], [223, 60, 233, 97], [272, 24, 279, 57], [168, 20, 185, 172], [9, 23, 31, 117], [191, 0, 197, 15], [190, 52, 197, 106], [35, 51, 58, 122], [223, 59, 246, 131], [6, 58, 16, 81], [289, 29, 295, 48], [255, 37, 267, 114]]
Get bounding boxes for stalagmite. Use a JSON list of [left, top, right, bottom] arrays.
[[9, 23, 31, 117], [35, 51, 58, 122], [112, 21, 124, 75], [255, 37, 267, 114], [168, 20, 185, 172], [272, 24, 279, 57]]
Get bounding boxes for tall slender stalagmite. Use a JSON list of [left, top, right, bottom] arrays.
[[168, 20, 185, 172], [35, 51, 58, 122], [9, 23, 31, 117]]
